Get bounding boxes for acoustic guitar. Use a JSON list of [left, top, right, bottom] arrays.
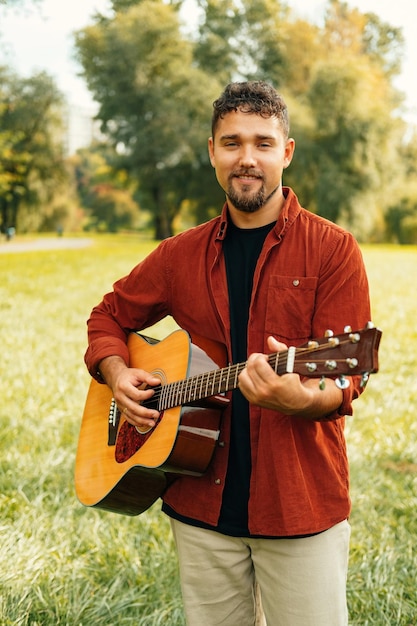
[[75, 324, 381, 516]]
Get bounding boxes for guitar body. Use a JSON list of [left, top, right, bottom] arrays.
[[75, 330, 228, 516]]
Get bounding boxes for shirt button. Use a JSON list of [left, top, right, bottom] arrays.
[[218, 441, 225, 447], [293, 279, 300, 286], [214, 478, 221, 485]]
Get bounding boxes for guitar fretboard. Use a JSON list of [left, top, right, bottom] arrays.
[[141, 326, 380, 412], [150, 351, 289, 411]]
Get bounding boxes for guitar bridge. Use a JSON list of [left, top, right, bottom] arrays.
[[108, 398, 120, 446]]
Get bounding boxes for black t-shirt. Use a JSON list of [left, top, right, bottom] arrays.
[[217, 220, 275, 535], [162, 218, 274, 536]]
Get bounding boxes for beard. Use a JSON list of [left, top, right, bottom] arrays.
[[226, 169, 278, 213]]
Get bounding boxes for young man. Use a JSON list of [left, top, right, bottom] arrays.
[[85, 81, 372, 625]]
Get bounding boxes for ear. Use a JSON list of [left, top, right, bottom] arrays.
[[283, 138, 295, 169], [208, 137, 215, 167]]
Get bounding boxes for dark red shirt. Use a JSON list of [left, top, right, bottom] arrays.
[[85, 188, 371, 536]]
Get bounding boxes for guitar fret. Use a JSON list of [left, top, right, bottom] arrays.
[[191, 376, 198, 402], [234, 364, 240, 389], [213, 370, 219, 394], [203, 372, 209, 398], [225, 367, 232, 392], [192, 377, 198, 401], [209, 371, 216, 397], [217, 369, 224, 394], [188, 377, 195, 402], [173, 380, 181, 407], [198, 372, 204, 400], [159, 383, 167, 411], [178, 379, 186, 405], [217, 368, 225, 394], [165, 381, 173, 410], [183, 377, 190, 403]]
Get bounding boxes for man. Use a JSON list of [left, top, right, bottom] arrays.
[[85, 81, 371, 625]]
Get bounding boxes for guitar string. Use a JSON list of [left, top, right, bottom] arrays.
[[142, 337, 360, 410]]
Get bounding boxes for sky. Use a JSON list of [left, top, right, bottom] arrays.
[[1, 0, 416, 124]]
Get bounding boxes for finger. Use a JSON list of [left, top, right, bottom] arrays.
[[118, 388, 159, 419], [246, 353, 274, 382], [131, 370, 161, 388], [267, 335, 288, 352], [121, 404, 159, 430]]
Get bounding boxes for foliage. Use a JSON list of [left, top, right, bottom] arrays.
[[381, 129, 417, 244], [1, 0, 415, 240], [70, 146, 143, 232], [75, 0, 222, 239], [0, 65, 67, 233], [283, 1, 407, 239], [0, 237, 416, 624], [72, 0, 412, 241], [385, 198, 417, 244]]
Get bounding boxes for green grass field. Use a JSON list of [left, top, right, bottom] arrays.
[[1, 236, 416, 625]]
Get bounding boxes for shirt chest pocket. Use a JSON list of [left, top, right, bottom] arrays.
[[264, 275, 318, 341]]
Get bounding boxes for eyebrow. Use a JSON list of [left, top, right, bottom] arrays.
[[219, 133, 277, 142]]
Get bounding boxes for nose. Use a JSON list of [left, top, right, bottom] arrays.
[[239, 145, 257, 168]]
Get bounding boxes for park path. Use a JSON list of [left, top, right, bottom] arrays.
[[0, 237, 93, 254]]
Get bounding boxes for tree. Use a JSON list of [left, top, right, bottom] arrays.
[[0, 67, 67, 233], [75, 0, 222, 239], [383, 130, 417, 243], [284, 1, 406, 240], [71, 145, 142, 232]]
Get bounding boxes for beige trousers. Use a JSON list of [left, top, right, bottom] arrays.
[[170, 518, 350, 626]]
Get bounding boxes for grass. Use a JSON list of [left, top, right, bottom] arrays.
[[345, 245, 417, 625], [1, 236, 416, 625]]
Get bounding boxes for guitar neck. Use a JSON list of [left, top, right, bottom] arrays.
[[160, 360, 246, 409], [155, 349, 294, 411], [150, 325, 381, 411]]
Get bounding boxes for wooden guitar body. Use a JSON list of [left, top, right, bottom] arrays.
[[75, 330, 228, 516]]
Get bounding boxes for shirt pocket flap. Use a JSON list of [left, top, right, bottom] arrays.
[[265, 275, 318, 341]]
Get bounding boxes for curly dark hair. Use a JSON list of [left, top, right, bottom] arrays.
[[211, 81, 289, 138]]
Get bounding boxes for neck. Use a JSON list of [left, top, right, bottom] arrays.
[[228, 186, 285, 228]]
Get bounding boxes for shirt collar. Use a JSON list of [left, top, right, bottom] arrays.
[[215, 187, 301, 242]]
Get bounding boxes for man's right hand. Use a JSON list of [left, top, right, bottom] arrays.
[[98, 355, 161, 430]]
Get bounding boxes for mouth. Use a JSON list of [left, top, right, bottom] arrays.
[[231, 170, 263, 185]]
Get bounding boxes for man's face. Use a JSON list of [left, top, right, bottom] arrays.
[[208, 110, 295, 214]]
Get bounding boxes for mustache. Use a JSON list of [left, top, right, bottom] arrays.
[[230, 168, 264, 179]]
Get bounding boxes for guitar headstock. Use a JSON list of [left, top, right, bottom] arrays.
[[283, 323, 382, 389]]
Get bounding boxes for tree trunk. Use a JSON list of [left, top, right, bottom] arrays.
[[154, 213, 173, 240]]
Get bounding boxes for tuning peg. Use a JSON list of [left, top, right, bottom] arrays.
[[366, 321, 375, 329], [336, 375, 350, 389], [344, 325, 352, 333], [360, 372, 370, 388], [346, 358, 358, 369], [324, 329, 334, 337]]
